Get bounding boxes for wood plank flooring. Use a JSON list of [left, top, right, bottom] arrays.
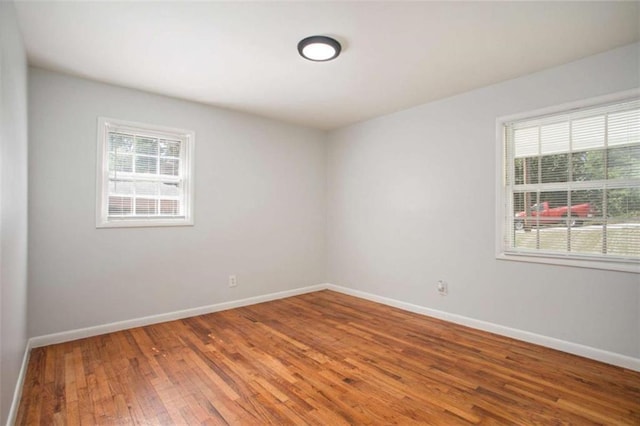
[[16, 290, 640, 425]]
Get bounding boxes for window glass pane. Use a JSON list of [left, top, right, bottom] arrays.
[[135, 155, 157, 174], [572, 115, 604, 151], [540, 153, 568, 183], [514, 192, 547, 232], [135, 181, 158, 196], [514, 229, 544, 250], [607, 145, 640, 180], [109, 133, 134, 153], [514, 157, 539, 185], [109, 180, 134, 195], [514, 127, 538, 158], [606, 226, 640, 257], [514, 216, 569, 253], [538, 191, 568, 223], [160, 182, 180, 197], [572, 149, 605, 181], [108, 196, 132, 215], [571, 189, 602, 220], [135, 198, 158, 215], [607, 188, 640, 222], [160, 158, 180, 176], [109, 153, 133, 173], [606, 187, 640, 258], [513, 158, 522, 185], [537, 227, 568, 253], [513, 191, 526, 216], [608, 109, 640, 147], [160, 140, 181, 157], [512, 190, 536, 230], [160, 199, 179, 215], [540, 121, 569, 155], [135, 137, 158, 156], [569, 227, 604, 255]]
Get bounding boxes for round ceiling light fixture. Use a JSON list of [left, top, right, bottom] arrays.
[[297, 36, 341, 62]]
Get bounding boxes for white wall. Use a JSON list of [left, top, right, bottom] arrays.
[[327, 43, 640, 358], [28, 68, 326, 337], [0, 1, 29, 422]]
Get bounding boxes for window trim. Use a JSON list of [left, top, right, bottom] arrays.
[[495, 89, 640, 274], [96, 117, 195, 228]]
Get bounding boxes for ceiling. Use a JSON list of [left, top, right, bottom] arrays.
[[14, 1, 640, 130]]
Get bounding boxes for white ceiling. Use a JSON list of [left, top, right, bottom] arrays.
[[15, 1, 640, 130]]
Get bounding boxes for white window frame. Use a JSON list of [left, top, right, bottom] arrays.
[[495, 89, 640, 274], [96, 117, 195, 228]]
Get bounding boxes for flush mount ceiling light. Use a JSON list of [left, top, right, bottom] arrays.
[[297, 36, 341, 62]]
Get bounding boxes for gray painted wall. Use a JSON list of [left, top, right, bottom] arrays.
[[0, 2, 29, 422], [28, 68, 327, 337], [326, 43, 640, 358]]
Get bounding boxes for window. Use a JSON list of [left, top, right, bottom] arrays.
[[497, 90, 639, 272], [96, 117, 194, 228]]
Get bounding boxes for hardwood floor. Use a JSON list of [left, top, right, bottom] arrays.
[[16, 290, 640, 425]]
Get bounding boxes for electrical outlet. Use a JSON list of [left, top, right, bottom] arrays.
[[228, 275, 237, 288], [437, 280, 448, 296]]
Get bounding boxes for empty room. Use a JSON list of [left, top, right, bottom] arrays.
[[1, 1, 639, 424]]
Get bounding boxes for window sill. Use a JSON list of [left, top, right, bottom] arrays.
[[96, 218, 194, 229], [496, 252, 639, 274]]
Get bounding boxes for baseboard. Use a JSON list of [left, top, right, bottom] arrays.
[[27, 281, 640, 373], [6, 339, 32, 426], [30, 283, 326, 348], [325, 284, 640, 372]]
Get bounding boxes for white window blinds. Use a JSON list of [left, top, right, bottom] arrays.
[[502, 96, 640, 266]]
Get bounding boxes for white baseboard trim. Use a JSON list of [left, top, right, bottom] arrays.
[[26, 282, 640, 373], [326, 284, 640, 372], [30, 284, 326, 348], [7, 339, 32, 426]]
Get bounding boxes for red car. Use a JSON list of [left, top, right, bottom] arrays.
[[514, 201, 593, 230]]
